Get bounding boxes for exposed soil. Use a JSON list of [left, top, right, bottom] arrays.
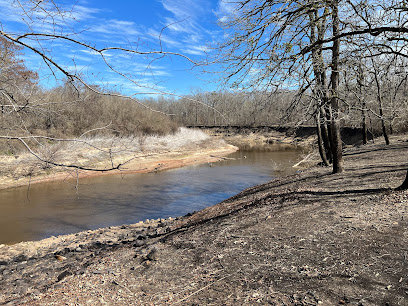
[[1, 135, 408, 305]]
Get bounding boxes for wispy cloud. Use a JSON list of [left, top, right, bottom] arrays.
[[1, 0, 219, 95], [214, 0, 237, 23], [95, 75, 169, 96], [182, 45, 210, 56], [147, 28, 182, 48], [160, 0, 211, 35], [89, 19, 141, 37]]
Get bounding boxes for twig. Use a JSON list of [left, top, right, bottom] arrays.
[[112, 280, 136, 296], [210, 155, 235, 160], [174, 275, 228, 304], [293, 153, 313, 168]]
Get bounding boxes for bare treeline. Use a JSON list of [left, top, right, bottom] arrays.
[[147, 67, 408, 135], [148, 90, 298, 127]]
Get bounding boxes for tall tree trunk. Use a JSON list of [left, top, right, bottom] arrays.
[[396, 170, 408, 190], [308, 7, 332, 164], [316, 111, 330, 166], [361, 102, 368, 145], [357, 64, 368, 145], [330, 0, 344, 174], [321, 105, 333, 163], [371, 56, 390, 145], [368, 112, 375, 144], [379, 98, 390, 145]]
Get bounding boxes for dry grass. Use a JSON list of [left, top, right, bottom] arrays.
[[0, 128, 222, 179]]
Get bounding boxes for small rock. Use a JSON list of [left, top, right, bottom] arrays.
[[13, 254, 28, 263], [54, 255, 66, 262], [133, 240, 145, 247], [146, 248, 158, 261], [57, 270, 73, 282]]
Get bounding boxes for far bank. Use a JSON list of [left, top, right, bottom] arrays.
[[0, 128, 238, 191]]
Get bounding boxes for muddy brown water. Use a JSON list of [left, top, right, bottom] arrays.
[[0, 148, 304, 244]]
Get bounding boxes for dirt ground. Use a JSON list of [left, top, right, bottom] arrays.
[[1, 135, 408, 305]]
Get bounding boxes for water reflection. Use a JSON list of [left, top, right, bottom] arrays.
[[0, 148, 302, 244]]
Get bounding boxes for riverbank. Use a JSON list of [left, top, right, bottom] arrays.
[[1, 135, 408, 305], [203, 126, 317, 151], [0, 128, 238, 191]]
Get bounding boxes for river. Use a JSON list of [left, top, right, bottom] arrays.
[[0, 147, 303, 244]]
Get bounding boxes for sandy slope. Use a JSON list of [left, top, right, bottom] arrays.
[[0, 143, 238, 191]]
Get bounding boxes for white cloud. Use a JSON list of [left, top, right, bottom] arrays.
[[90, 19, 141, 36], [95, 75, 168, 95], [148, 29, 182, 48], [0, 0, 217, 95], [160, 0, 209, 34], [161, 0, 205, 20], [64, 64, 90, 73], [79, 49, 113, 57], [182, 45, 210, 56], [214, 0, 237, 23], [70, 54, 94, 62]]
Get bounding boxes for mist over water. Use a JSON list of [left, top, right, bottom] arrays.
[[0, 148, 303, 244]]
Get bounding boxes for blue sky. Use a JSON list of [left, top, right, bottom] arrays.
[[0, 0, 236, 97]]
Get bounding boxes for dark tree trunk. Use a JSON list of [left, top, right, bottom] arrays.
[[368, 112, 375, 144], [330, 0, 344, 174], [379, 105, 390, 145], [316, 112, 330, 166], [396, 170, 408, 191], [357, 65, 368, 145], [321, 106, 333, 163], [362, 107, 368, 145], [371, 56, 390, 145], [308, 8, 332, 164], [330, 114, 344, 174]]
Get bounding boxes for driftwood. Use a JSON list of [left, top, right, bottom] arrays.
[[292, 153, 313, 168]]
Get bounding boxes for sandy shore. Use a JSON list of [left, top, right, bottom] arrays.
[[0, 144, 238, 191]]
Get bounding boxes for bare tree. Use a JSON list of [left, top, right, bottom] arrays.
[[215, 0, 346, 173], [0, 0, 198, 173], [215, 0, 408, 182]]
